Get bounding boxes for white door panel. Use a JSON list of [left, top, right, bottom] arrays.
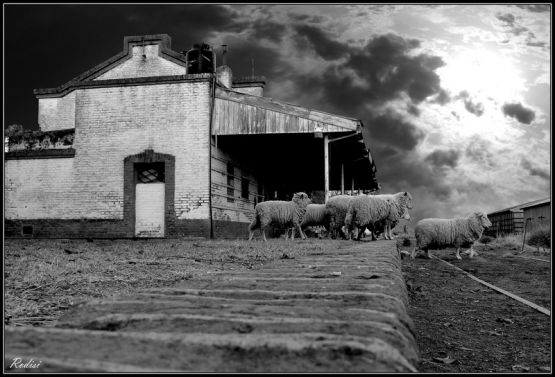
[[135, 183, 165, 237]]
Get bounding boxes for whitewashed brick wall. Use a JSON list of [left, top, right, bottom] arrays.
[[38, 92, 77, 131], [7, 80, 211, 221], [5, 158, 78, 219]]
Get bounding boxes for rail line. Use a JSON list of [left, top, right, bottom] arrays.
[[430, 255, 551, 317]]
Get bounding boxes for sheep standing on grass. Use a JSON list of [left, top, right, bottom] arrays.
[[248, 192, 311, 242], [411, 212, 492, 260], [325, 195, 356, 239], [344, 192, 413, 241], [300, 204, 331, 237]]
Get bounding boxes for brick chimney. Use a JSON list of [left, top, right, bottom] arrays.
[[216, 45, 232, 88]]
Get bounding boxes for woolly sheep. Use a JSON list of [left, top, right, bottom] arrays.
[[367, 207, 411, 241], [300, 204, 331, 235], [248, 192, 311, 242], [411, 212, 492, 260], [325, 195, 356, 239], [344, 192, 413, 240]]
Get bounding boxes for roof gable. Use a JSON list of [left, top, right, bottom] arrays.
[[94, 37, 187, 80], [34, 34, 188, 96]]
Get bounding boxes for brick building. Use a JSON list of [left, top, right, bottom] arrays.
[[5, 34, 378, 239]]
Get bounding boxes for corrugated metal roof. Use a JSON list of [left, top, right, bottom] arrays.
[[488, 197, 551, 216], [213, 87, 360, 135], [518, 197, 550, 210]]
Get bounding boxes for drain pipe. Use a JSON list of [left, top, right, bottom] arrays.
[[208, 73, 216, 239]]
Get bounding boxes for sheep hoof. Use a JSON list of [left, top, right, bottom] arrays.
[[456, 255, 462, 260]]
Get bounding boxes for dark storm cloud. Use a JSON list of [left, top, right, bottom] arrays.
[[521, 158, 550, 181], [251, 20, 287, 43], [375, 147, 452, 200], [465, 136, 497, 169], [514, 4, 551, 12], [496, 11, 546, 49], [424, 149, 460, 169], [288, 13, 326, 23], [496, 13, 516, 26], [222, 39, 285, 79], [363, 111, 426, 151], [288, 32, 447, 114], [292, 25, 352, 60], [345, 34, 446, 104], [502, 102, 536, 124], [407, 104, 421, 117], [433, 89, 451, 105], [463, 98, 485, 116]]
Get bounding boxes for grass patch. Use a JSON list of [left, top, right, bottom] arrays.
[[4, 238, 347, 326]]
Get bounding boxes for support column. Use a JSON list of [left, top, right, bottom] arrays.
[[324, 134, 329, 202], [341, 163, 344, 195], [351, 177, 354, 195]]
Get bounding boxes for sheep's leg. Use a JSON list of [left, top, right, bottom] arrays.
[[426, 249, 433, 259], [261, 227, 268, 242], [356, 226, 364, 241], [468, 246, 477, 258], [411, 247, 418, 259], [455, 247, 462, 260], [248, 230, 255, 241], [297, 223, 307, 240]]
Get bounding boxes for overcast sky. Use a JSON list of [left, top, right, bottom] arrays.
[[4, 4, 551, 220]]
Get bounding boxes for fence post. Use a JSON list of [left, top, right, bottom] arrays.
[[521, 218, 531, 253]]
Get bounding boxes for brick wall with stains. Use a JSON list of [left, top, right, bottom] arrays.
[[5, 77, 212, 237]]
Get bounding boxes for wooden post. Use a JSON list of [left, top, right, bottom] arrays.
[[341, 163, 344, 194], [521, 218, 531, 253], [324, 135, 329, 202], [351, 177, 354, 195]]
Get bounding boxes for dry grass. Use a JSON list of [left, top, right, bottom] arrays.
[[4, 237, 350, 327]]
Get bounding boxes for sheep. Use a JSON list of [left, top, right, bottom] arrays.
[[411, 212, 492, 260], [248, 192, 311, 242], [300, 204, 331, 237], [344, 192, 413, 241], [325, 195, 356, 239], [370, 207, 411, 240]]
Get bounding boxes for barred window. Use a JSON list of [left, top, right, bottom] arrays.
[[136, 163, 165, 183]]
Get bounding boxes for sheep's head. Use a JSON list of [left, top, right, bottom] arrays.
[[292, 192, 311, 207], [398, 191, 413, 209], [474, 211, 492, 228], [401, 208, 411, 221]]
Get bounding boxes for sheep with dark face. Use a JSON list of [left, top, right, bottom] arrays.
[[411, 212, 492, 259], [248, 192, 311, 242], [344, 192, 413, 240]]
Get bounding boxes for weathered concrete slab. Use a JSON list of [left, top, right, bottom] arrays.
[[4, 240, 419, 372]]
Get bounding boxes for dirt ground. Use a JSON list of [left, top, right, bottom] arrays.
[[402, 244, 551, 373]]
